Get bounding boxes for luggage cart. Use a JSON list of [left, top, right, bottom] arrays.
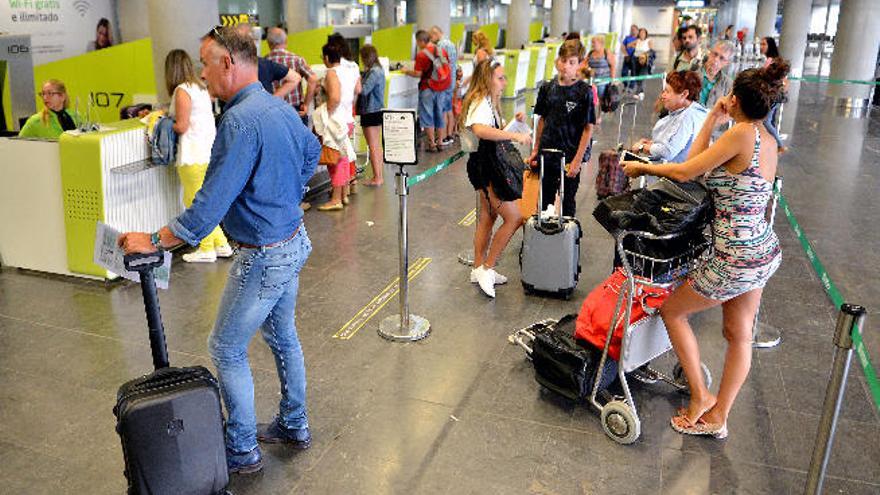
[[508, 229, 711, 445], [589, 229, 711, 444]]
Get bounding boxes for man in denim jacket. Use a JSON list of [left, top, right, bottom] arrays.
[[119, 26, 320, 474]]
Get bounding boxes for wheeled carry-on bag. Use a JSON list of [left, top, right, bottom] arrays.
[[596, 100, 639, 200], [113, 252, 229, 495], [520, 149, 582, 299]]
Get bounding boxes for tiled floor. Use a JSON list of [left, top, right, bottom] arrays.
[[1, 75, 878, 494]]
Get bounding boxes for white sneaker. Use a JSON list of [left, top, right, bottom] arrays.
[[470, 268, 508, 285], [183, 250, 217, 263], [474, 266, 496, 298], [215, 245, 234, 258]]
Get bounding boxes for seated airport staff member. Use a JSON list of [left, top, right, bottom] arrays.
[[118, 26, 320, 474], [622, 61, 789, 440], [632, 71, 707, 163], [19, 79, 81, 139]]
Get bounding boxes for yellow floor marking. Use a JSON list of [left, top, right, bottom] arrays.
[[332, 257, 433, 340], [458, 208, 477, 227]]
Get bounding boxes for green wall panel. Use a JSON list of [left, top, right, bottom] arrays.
[[450, 22, 466, 47], [476, 23, 500, 52], [1, 61, 12, 130], [287, 26, 335, 66], [371, 24, 414, 63], [33, 39, 156, 124], [529, 22, 544, 42]]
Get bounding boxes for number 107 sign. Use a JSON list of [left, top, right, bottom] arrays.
[[381, 109, 418, 166]]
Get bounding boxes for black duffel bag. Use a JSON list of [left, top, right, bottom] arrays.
[[593, 178, 712, 236], [531, 314, 617, 401]]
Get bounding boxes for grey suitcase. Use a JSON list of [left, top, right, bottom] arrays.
[[520, 149, 582, 299]]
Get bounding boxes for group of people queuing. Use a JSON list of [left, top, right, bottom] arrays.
[[24, 19, 797, 468], [461, 19, 792, 441]]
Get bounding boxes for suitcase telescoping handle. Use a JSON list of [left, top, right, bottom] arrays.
[[124, 252, 170, 370], [538, 148, 566, 227]]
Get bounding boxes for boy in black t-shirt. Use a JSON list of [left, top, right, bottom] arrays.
[[528, 40, 597, 217]]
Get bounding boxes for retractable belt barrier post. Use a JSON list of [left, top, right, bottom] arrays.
[[377, 110, 432, 342], [805, 304, 867, 495]]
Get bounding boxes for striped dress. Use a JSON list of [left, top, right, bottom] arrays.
[[690, 125, 782, 301]]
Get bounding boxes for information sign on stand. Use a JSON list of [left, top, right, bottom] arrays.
[[378, 109, 430, 342], [381, 110, 418, 165]]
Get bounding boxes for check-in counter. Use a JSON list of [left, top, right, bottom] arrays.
[[526, 45, 549, 89], [385, 70, 419, 109], [0, 120, 182, 279], [543, 42, 562, 81], [0, 137, 76, 276]]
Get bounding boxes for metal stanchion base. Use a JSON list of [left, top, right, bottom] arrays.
[[753, 322, 783, 348], [458, 251, 473, 266], [378, 314, 431, 342]]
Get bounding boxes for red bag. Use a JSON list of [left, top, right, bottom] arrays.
[[575, 269, 670, 361]]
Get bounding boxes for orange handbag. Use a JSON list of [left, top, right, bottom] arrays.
[[319, 145, 341, 166]]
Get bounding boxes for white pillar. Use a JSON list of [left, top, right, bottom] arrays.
[[551, 0, 571, 37], [285, 0, 317, 34], [590, 0, 611, 34], [147, 0, 219, 102], [621, 0, 633, 39], [416, 0, 449, 35], [779, 0, 811, 78], [827, 0, 880, 101], [571, 2, 591, 36], [378, 0, 396, 29], [117, 0, 150, 43], [755, 0, 779, 38], [506, 0, 531, 49], [729, 0, 759, 37]]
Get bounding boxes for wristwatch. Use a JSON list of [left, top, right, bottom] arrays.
[[150, 232, 162, 250]]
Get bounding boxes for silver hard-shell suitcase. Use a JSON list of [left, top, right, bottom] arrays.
[[520, 149, 582, 299]]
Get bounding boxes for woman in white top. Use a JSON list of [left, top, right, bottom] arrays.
[[460, 59, 531, 298], [632, 28, 654, 94], [164, 49, 231, 262], [317, 42, 362, 211]]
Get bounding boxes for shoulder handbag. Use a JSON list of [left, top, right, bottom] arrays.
[[487, 106, 526, 201], [319, 145, 341, 166], [489, 140, 526, 201]]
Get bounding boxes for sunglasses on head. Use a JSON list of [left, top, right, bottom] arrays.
[[211, 26, 236, 65]]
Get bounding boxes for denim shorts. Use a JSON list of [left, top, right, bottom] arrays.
[[418, 89, 445, 129], [440, 86, 454, 114]]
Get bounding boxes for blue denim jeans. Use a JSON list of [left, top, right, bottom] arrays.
[[208, 226, 312, 453], [418, 89, 445, 130]]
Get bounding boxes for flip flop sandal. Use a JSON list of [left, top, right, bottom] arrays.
[[670, 415, 728, 439]]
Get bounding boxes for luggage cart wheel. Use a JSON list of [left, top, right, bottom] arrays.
[[672, 362, 713, 392], [600, 400, 641, 445]]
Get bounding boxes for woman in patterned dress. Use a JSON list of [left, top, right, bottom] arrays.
[[622, 60, 791, 439]]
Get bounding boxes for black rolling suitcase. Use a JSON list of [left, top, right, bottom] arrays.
[[114, 252, 229, 495]]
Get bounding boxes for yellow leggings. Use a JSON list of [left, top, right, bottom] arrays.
[[177, 164, 229, 252]]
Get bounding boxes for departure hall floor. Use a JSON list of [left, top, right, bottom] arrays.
[[1, 81, 879, 494]]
